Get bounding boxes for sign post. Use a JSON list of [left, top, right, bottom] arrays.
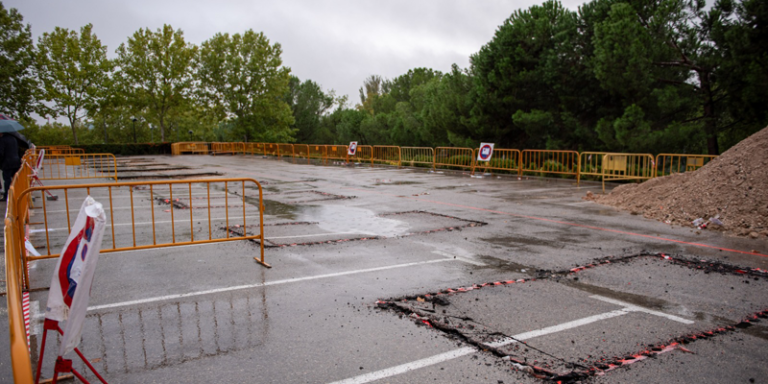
[[347, 141, 358, 163], [36, 196, 109, 384], [477, 143, 495, 162]]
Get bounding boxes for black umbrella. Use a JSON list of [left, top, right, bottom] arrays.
[[0, 113, 25, 133]]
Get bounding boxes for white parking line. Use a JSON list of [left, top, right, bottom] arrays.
[[590, 295, 694, 324], [431, 250, 486, 266], [87, 258, 456, 312], [327, 294, 695, 384]]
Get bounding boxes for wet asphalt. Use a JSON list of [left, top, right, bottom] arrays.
[[2, 154, 767, 383]]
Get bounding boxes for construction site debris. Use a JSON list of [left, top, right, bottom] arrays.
[[589, 126, 768, 239]]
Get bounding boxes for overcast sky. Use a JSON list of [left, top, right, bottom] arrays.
[[8, 0, 586, 107]]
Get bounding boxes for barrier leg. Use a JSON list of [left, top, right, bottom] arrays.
[[52, 357, 89, 384], [37, 319, 109, 384]]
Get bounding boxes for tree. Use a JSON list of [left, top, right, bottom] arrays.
[[384, 68, 441, 146], [115, 25, 198, 142], [469, 0, 590, 149], [36, 24, 112, 144], [0, 3, 38, 118], [422, 64, 476, 147], [592, 0, 753, 154], [198, 30, 294, 142], [284, 75, 337, 143], [712, 0, 768, 150], [356, 75, 384, 115]]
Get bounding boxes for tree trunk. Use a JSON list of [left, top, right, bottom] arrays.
[[698, 70, 719, 155], [159, 116, 166, 142], [70, 119, 79, 145]]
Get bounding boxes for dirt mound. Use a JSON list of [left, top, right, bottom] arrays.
[[587, 126, 768, 239]]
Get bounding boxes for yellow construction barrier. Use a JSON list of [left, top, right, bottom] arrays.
[[37, 153, 118, 181], [16, 178, 269, 287], [325, 145, 349, 163], [520, 150, 579, 178], [293, 144, 310, 164], [655, 153, 717, 177], [577, 151, 613, 184], [244, 142, 263, 155], [400, 147, 434, 168], [434, 147, 475, 171], [5, 147, 271, 383], [601, 153, 655, 192], [472, 148, 520, 176], [211, 142, 245, 155], [309, 145, 327, 164], [36, 146, 85, 156], [350, 145, 373, 165], [172, 142, 209, 155], [4, 188, 34, 384], [264, 143, 280, 157], [278, 143, 295, 159], [372, 146, 401, 167]]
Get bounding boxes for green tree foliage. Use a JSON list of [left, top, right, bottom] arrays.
[[9, 0, 767, 152], [711, 0, 768, 150], [198, 30, 294, 142], [36, 24, 112, 144], [334, 108, 368, 144], [421, 65, 476, 147], [115, 25, 198, 142], [0, 3, 38, 118], [469, 0, 601, 150], [592, 0, 753, 154], [284, 75, 338, 143]]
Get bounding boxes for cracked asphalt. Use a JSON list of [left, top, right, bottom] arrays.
[[2, 154, 767, 384]]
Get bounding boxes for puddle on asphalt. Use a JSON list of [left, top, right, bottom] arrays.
[[298, 205, 409, 237], [243, 197, 299, 220]]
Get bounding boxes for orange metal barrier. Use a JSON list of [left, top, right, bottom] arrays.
[[263, 143, 280, 157], [211, 142, 245, 155], [434, 147, 474, 171], [655, 153, 717, 177], [601, 153, 655, 192], [472, 148, 521, 176], [309, 145, 327, 164], [293, 144, 310, 164], [520, 150, 579, 178], [373, 146, 401, 167], [326, 145, 349, 163], [350, 145, 373, 165], [244, 142, 263, 155], [15, 178, 268, 288], [577, 151, 612, 184], [400, 147, 434, 168], [172, 142, 209, 155], [37, 153, 118, 181], [37, 146, 85, 156], [278, 143, 295, 159], [4, 188, 34, 384], [4, 151, 270, 381]]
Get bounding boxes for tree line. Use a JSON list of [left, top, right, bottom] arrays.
[[1, 0, 766, 154]]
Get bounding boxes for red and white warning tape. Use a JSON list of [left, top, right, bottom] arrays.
[[22, 291, 30, 350]]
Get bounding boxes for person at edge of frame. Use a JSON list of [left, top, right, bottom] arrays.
[[0, 131, 35, 202]]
